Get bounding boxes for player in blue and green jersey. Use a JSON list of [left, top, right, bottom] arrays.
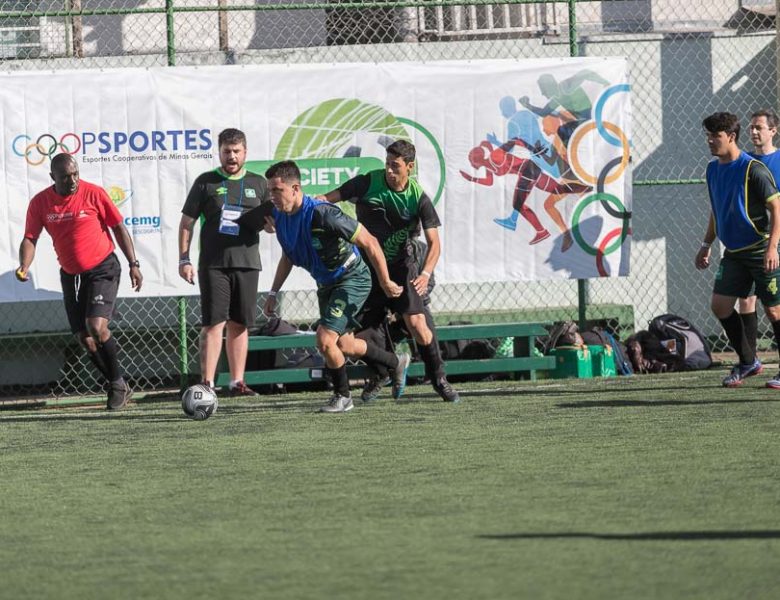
[[737, 109, 780, 360], [262, 160, 410, 414], [695, 112, 780, 388], [322, 140, 460, 403]]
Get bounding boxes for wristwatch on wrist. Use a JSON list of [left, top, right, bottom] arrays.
[[129, 259, 141, 269]]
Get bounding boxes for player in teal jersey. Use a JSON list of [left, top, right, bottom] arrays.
[[321, 140, 460, 403], [695, 112, 780, 388], [739, 109, 780, 360]]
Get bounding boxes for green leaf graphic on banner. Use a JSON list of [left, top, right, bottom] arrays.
[[273, 98, 409, 159]]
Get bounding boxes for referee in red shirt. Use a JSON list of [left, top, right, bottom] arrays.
[[16, 153, 143, 410]]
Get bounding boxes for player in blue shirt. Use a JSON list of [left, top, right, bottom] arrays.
[[262, 161, 410, 413], [695, 112, 780, 388], [738, 109, 780, 362]]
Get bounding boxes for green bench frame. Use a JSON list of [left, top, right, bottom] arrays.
[[216, 322, 555, 387]]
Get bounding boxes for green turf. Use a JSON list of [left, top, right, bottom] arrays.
[[2, 371, 780, 599]]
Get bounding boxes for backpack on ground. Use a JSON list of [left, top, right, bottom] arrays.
[[648, 313, 712, 370], [541, 320, 584, 354]]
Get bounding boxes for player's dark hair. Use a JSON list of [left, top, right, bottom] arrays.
[[750, 108, 779, 129], [386, 139, 416, 164], [218, 128, 247, 148], [702, 112, 740, 142], [50, 152, 77, 173], [265, 160, 301, 183]]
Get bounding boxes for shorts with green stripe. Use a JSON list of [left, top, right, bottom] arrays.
[[713, 246, 780, 306], [317, 261, 372, 335]]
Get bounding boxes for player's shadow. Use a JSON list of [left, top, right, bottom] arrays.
[[557, 397, 780, 409], [459, 384, 706, 398], [478, 530, 780, 541], [0, 412, 184, 424]]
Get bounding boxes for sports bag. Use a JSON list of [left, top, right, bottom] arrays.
[[581, 327, 633, 376], [648, 314, 712, 370]]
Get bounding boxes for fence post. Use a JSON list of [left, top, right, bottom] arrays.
[[178, 296, 189, 390], [568, 0, 589, 329], [166, 0, 176, 66]]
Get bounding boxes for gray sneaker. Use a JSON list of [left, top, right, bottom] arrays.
[[361, 375, 391, 403], [391, 353, 411, 399], [320, 394, 354, 413], [107, 379, 132, 410]]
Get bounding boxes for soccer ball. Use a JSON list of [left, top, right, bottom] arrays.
[[181, 384, 218, 420]]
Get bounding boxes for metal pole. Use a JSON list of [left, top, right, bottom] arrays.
[[71, 0, 83, 58], [218, 0, 228, 51], [179, 296, 189, 390], [568, 0, 588, 329], [166, 0, 176, 66], [64, 0, 72, 57]]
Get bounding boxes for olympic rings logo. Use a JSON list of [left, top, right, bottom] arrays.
[[11, 133, 82, 166]]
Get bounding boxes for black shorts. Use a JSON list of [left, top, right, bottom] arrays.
[[61, 252, 121, 334], [358, 257, 427, 329], [199, 268, 259, 327]]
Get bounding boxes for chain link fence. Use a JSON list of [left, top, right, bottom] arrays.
[[2, 0, 778, 399]]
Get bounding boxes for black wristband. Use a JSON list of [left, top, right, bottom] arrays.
[[129, 260, 140, 269]]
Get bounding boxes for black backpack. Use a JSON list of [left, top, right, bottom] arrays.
[[648, 314, 712, 370]]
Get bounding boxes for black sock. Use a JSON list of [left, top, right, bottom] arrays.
[[87, 350, 110, 379], [98, 336, 123, 383], [327, 364, 350, 397], [418, 341, 445, 381], [740, 311, 758, 358], [719, 311, 754, 365], [771, 320, 780, 365], [362, 343, 399, 370]]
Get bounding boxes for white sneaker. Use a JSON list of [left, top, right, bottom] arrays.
[[320, 394, 354, 413]]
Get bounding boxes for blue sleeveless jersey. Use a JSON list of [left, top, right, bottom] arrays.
[[706, 152, 765, 251], [274, 195, 359, 286]]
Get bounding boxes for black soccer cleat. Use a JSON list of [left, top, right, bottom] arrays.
[[432, 377, 460, 403]]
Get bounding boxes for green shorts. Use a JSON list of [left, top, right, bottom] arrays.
[[316, 262, 372, 335], [713, 249, 780, 306]]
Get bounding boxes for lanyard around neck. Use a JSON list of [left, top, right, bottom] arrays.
[[222, 176, 245, 208]]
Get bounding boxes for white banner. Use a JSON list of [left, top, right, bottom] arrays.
[[0, 58, 631, 302]]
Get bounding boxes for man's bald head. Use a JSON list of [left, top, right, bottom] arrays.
[[50, 153, 80, 196]]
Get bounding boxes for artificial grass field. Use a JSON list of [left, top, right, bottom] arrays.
[[1, 371, 779, 600]]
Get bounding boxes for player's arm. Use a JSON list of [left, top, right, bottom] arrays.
[[695, 213, 716, 270], [318, 174, 371, 204], [16, 237, 37, 282], [413, 227, 441, 296], [178, 214, 197, 284], [111, 222, 143, 292], [766, 199, 780, 272], [264, 253, 294, 316], [353, 225, 402, 298]]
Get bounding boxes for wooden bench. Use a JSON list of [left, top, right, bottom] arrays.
[[215, 322, 555, 388]]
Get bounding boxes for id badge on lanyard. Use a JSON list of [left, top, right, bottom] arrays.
[[218, 177, 245, 237], [219, 205, 242, 236]]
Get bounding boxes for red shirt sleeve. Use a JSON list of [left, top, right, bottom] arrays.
[[95, 186, 123, 228], [24, 195, 44, 241]]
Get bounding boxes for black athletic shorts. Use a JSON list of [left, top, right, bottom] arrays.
[[199, 267, 259, 327], [61, 252, 121, 334], [358, 256, 427, 330]]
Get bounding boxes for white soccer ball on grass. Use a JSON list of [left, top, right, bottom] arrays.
[[181, 384, 218, 421]]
